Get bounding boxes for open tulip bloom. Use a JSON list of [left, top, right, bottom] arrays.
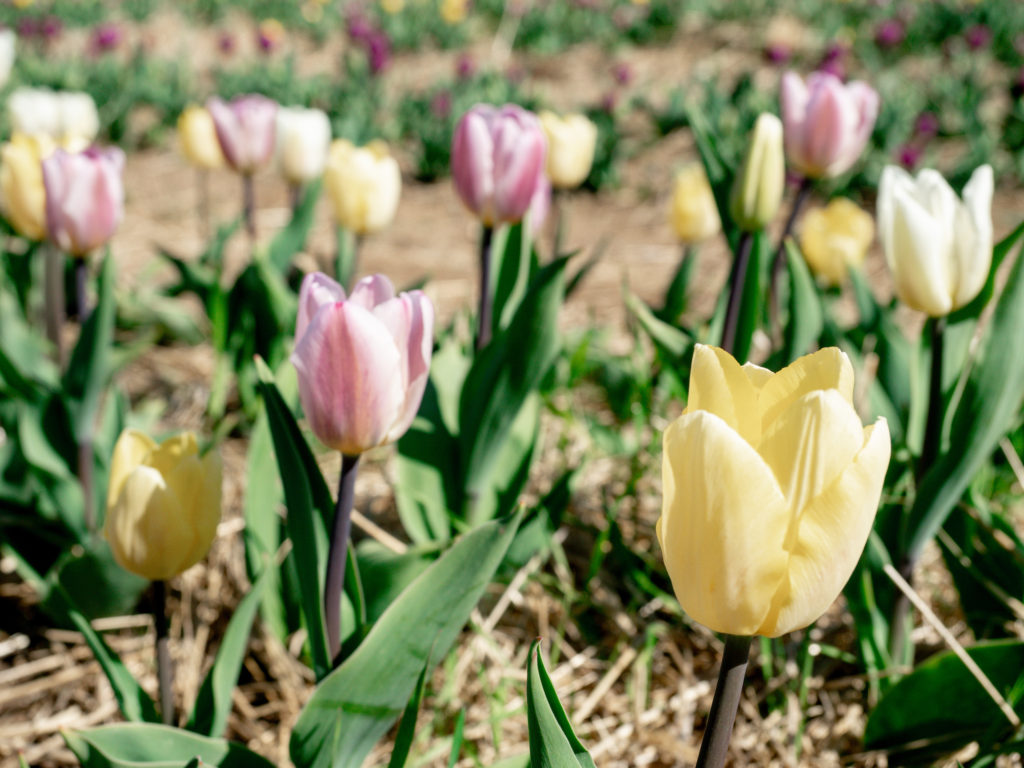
[[659, 344, 890, 766]]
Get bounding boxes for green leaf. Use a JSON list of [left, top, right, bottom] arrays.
[[386, 661, 430, 768], [526, 641, 596, 768], [782, 239, 824, 363], [63, 724, 275, 768], [864, 640, 1024, 764], [624, 287, 693, 364], [289, 509, 524, 768], [186, 569, 270, 737], [354, 540, 435, 625], [728, 230, 766, 365], [658, 246, 697, 323], [255, 358, 332, 680], [44, 540, 149, 621], [268, 180, 320, 274], [492, 222, 534, 335], [334, 227, 357, 290]]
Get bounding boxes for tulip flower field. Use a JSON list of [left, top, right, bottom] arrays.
[[7, 2, 1024, 767]]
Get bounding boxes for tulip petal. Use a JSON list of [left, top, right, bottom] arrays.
[[106, 429, 157, 511], [660, 411, 790, 636], [349, 273, 396, 310], [108, 466, 190, 581], [297, 272, 346, 343], [168, 450, 222, 572], [685, 344, 761, 446], [757, 418, 890, 636], [950, 164, 993, 309], [802, 77, 854, 177], [374, 290, 435, 443], [452, 107, 496, 221], [757, 347, 854, 430]]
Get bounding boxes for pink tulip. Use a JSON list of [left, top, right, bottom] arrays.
[[451, 103, 547, 226], [42, 146, 125, 256], [291, 272, 434, 456], [780, 71, 879, 179], [206, 94, 278, 174], [527, 173, 551, 237]]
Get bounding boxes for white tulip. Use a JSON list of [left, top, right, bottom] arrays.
[[275, 106, 331, 185], [7, 87, 99, 147], [59, 91, 100, 146], [878, 164, 993, 317], [0, 30, 17, 90]]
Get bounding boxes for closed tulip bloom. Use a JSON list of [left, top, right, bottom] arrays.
[[59, 92, 101, 147], [730, 113, 785, 232], [0, 133, 54, 240], [669, 163, 720, 244], [42, 146, 125, 257], [8, 88, 99, 147], [177, 105, 225, 170], [104, 430, 222, 581], [538, 110, 598, 189], [781, 71, 879, 179], [324, 139, 401, 234], [659, 344, 890, 637], [291, 272, 434, 455], [452, 103, 547, 225], [879, 164, 993, 317], [207, 94, 278, 174], [799, 197, 874, 286], [276, 105, 331, 185]]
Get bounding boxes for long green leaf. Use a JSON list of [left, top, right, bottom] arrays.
[[386, 661, 430, 768], [290, 509, 523, 768], [782, 239, 823, 363], [63, 724, 274, 768], [268, 180, 320, 274], [527, 642, 596, 768]]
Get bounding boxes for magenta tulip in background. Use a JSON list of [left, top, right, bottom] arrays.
[[206, 94, 278, 174], [780, 71, 880, 179], [291, 272, 434, 456], [451, 103, 547, 226], [42, 146, 125, 256]]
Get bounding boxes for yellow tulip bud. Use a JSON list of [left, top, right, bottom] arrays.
[[669, 163, 720, 244], [440, 0, 468, 24], [658, 344, 890, 637], [730, 113, 785, 232], [324, 139, 401, 235], [798, 198, 874, 286], [538, 111, 597, 190], [177, 105, 225, 171], [104, 430, 222, 581], [0, 133, 55, 241]]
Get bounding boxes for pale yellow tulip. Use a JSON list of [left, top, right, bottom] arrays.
[[324, 139, 401, 235], [669, 163, 720, 244], [0, 133, 54, 241], [730, 113, 784, 232], [799, 197, 874, 286], [177, 105, 225, 171], [658, 344, 890, 637], [538, 111, 597, 190]]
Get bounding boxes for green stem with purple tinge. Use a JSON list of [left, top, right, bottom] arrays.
[[324, 454, 360, 665], [75, 259, 90, 323], [694, 634, 753, 768], [242, 174, 256, 242], [153, 580, 174, 725], [768, 177, 812, 335], [475, 225, 495, 352], [721, 232, 753, 357]]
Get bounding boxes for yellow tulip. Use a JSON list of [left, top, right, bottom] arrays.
[[104, 430, 222, 581], [538, 111, 597, 190], [324, 139, 401, 235], [0, 133, 55, 241], [799, 198, 874, 286], [730, 113, 784, 232], [658, 344, 890, 637], [440, 0, 468, 24], [669, 163, 720, 244], [381, 0, 405, 13], [177, 105, 225, 171]]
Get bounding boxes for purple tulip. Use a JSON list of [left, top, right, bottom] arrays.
[[207, 94, 278, 174], [452, 104, 548, 226], [91, 23, 121, 53], [291, 272, 434, 456], [218, 31, 236, 55], [780, 70, 880, 179], [897, 143, 921, 169], [42, 147, 125, 257], [456, 53, 475, 81], [431, 91, 452, 118], [366, 31, 391, 75], [875, 19, 905, 49], [612, 61, 633, 86], [915, 111, 939, 139], [764, 43, 792, 65], [527, 174, 551, 236], [965, 24, 991, 51], [40, 16, 63, 40], [17, 17, 37, 38]]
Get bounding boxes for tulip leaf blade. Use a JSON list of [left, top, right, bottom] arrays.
[[62, 723, 275, 768], [290, 508, 523, 768], [492, 221, 535, 336], [623, 287, 694, 364], [269, 179, 320, 274], [729, 230, 767, 364], [782, 239, 824, 363], [527, 641, 596, 768], [386, 659, 431, 768]]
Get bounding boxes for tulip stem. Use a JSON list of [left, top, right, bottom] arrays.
[[75, 259, 91, 323], [768, 177, 812, 336], [198, 168, 211, 242], [289, 183, 302, 215], [721, 232, 753, 357], [695, 634, 753, 768], [325, 453, 360, 666], [153, 580, 174, 725], [242, 174, 256, 242], [475, 225, 495, 352], [44, 244, 65, 367], [78, 438, 95, 532]]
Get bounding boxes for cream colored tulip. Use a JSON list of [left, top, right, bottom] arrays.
[[104, 430, 222, 581], [669, 163, 720, 244], [658, 344, 890, 637], [799, 197, 874, 286], [878, 164, 993, 317], [538, 111, 597, 190], [275, 105, 331, 185], [324, 139, 401, 235], [0, 133, 54, 240], [7, 88, 99, 147], [177, 105, 225, 171], [730, 113, 785, 232]]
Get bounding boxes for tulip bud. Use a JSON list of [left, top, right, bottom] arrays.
[[452, 103, 547, 226], [659, 344, 890, 637], [878, 164, 993, 317], [798, 197, 874, 286], [538, 110, 598, 190], [7, 88, 99, 148], [104, 430, 222, 581], [730, 113, 785, 232], [0, 133, 55, 240], [780, 71, 879, 179], [292, 272, 434, 455], [324, 139, 401, 235], [206, 94, 278, 174], [177, 105, 225, 171], [58, 92, 101, 149], [669, 163, 720, 244], [275, 106, 331, 185], [42, 146, 125, 257]]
